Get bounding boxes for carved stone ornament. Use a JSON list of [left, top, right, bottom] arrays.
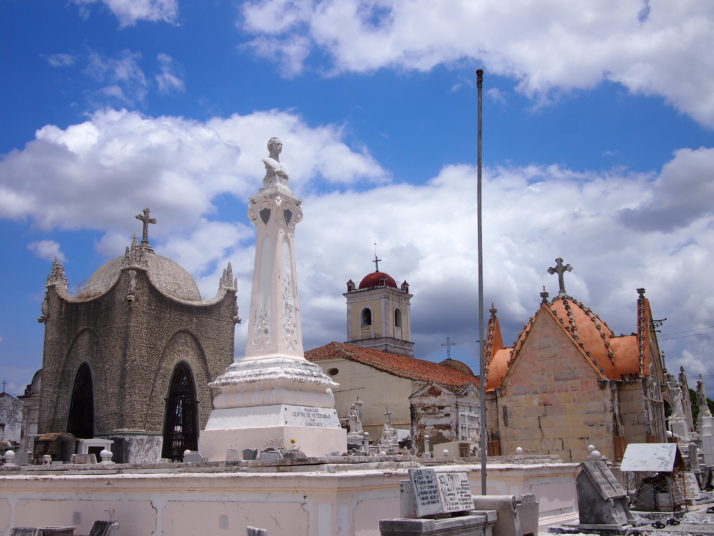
[[122, 234, 149, 269], [46, 257, 69, 291], [38, 293, 49, 323], [125, 269, 137, 304]]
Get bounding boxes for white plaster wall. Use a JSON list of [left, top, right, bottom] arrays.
[[0, 462, 578, 536]]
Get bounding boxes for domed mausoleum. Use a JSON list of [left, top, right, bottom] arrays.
[[37, 210, 239, 462]]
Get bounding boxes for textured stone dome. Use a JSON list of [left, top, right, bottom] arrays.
[[359, 271, 397, 289], [82, 251, 201, 301]]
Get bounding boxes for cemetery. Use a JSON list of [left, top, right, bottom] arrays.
[[1, 139, 714, 535]]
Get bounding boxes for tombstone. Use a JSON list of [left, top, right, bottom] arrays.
[[576, 460, 634, 528], [381, 468, 496, 536], [182, 451, 204, 463], [89, 521, 119, 536], [258, 448, 282, 462], [70, 453, 97, 464], [246, 527, 267, 536], [242, 448, 258, 461]]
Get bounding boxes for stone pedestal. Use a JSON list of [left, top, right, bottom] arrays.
[[700, 416, 714, 467]]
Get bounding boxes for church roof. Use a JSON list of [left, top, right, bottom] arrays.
[[306, 342, 479, 389], [485, 292, 648, 390], [80, 248, 201, 301], [359, 271, 397, 289]]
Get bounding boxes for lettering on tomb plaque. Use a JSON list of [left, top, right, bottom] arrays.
[[408, 468, 473, 517], [284, 406, 339, 428]]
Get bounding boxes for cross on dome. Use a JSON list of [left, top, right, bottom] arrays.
[[442, 336, 456, 358], [372, 242, 382, 272], [135, 208, 156, 246], [547, 257, 573, 297]]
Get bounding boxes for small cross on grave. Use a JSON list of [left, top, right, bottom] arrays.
[[135, 208, 157, 246], [547, 257, 573, 297], [442, 337, 456, 359], [1, 380, 6, 393], [384, 407, 393, 427]]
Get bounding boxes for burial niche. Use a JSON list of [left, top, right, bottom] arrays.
[[162, 361, 198, 461]]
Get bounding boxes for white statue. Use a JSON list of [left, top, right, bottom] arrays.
[[348, 401, 363, 435], [262, 136, 289, 185]]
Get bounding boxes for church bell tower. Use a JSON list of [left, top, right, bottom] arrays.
[[344, 255, 414, 356]]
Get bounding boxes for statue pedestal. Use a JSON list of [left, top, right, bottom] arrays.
[[200, 357, 346, 460]]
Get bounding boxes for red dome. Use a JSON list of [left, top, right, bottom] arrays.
[[359, 271, 397, 289]]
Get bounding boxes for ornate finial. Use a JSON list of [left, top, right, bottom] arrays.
[[220, 262, 236, 290], [540, 286, 549, 303], [547, 257, 573, 297], [442, 337, 456, 358], [47, 257, 68, 290], [262, 137, 289, 185], [489, 303, 498, 317], [135, 208, 156, 247], [373, 242, 382, 272], [637, 288, 646, 299]]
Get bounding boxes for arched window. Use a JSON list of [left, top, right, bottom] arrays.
[[67, 362, 94, 439], [361, 308, 372, 327], [162, 362, 198, 461], [394, 308, 402, 328]]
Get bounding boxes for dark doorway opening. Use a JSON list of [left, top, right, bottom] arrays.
[[162, 362, 198, 461], [67, 362, 94, 438]]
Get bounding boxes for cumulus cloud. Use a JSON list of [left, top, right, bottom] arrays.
[[0, 107, 387, 251], [155, 53, 185, 94], [2, 107, 711, 389], [240, 0, 714, 127], [71, 0, 178, 27], [85, 50, 148, 105], [28, 240, 66, 262]]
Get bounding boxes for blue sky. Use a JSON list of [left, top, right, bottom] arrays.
[[1, 0, 713, 398]]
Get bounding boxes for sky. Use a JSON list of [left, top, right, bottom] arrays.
[[1, 0, 713, 399]]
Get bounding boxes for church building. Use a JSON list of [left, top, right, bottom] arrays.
[[484, 258, 669, 462], [37, 210, 238, 462], [306, 261, 480, 452]]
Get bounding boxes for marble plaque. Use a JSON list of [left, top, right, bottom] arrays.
[[408, 468, 473, 517], [284, 406, 339, 428]]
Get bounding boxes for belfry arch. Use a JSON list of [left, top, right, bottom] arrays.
[[67, 362, 94, 439], [162, 361, 199, 461]]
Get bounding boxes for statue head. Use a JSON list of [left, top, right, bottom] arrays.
[[267, 137, 283, 160]]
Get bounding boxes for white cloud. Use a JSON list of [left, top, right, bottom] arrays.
[[240, 0, 714, 127], [28, 240, 66, 262], [2, 107, 712, 389], [155, 53, 185, 94], [71, 0, 178, 27], [47, 53, 76, 68], [86, 50, 148, 105]]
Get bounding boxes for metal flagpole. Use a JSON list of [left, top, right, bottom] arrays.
[[476, 68, 487, 495]]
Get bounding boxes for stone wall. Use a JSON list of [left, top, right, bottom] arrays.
[[497, 312, 616, 461], [0, 461, 579, 535]]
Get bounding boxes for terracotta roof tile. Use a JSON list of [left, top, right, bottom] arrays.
[[305, 342, 479, 388]]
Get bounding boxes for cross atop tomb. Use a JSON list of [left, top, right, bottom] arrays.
[[373, 243, 382, 272], [135, 208, 156, 246], [1, 380, 6, 393], [547, 257, 573, 297], [540, 286, 550, 304], [384, 407, 393, 426], [442, 337, 456, 358]]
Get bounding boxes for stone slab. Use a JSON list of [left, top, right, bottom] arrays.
[[204, 404, 341, 430], [380, 513, 493, 536], [408, 468, 473, 518]]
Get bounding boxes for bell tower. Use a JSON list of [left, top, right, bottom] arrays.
[[344, 256, 414, 356]]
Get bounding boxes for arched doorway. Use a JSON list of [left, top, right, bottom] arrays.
[[161, 362, 198, 461], [67, 362, 94, 438]]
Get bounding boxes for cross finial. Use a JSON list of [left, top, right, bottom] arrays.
[[442, 337, 456, 358], [547, 257, 573, 297], [384, 407, 393, 426], [489, 303, 497, 317], [1, 380, 6, 393], [135, 208, 157, 246], [373, 242, 382, 272]]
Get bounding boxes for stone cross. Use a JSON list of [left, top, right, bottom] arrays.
[[1, 380, 6, 393], [547, 257, 573, 297], [442, 337, 456, 358], [540, 286, 549, 304], [384, 407, 393, 427], [135, 208, 156, 245]]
